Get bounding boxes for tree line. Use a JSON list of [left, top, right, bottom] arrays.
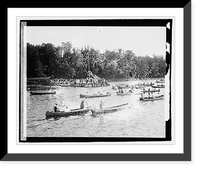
[[27, 42, 166, 80]]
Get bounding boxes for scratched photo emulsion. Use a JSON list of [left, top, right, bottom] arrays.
[[19, 19, 172, 142]]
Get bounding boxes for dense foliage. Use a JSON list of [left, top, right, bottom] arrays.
[[27, 42, 166, 79]]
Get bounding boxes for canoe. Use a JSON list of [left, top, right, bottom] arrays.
[[139, 95, 164, 101], [30, 91, 56, 95], [80, 92, 111, 98], [46, 108, 90, 119], [91, 103, 129, 115]]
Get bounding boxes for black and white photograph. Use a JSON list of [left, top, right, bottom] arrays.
[[4, 3, 192, 163], [19, 19, 172, 142]]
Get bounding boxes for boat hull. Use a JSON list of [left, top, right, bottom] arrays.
[[139, 95, 164, 101], [30, 91, 56, 95], [80, 93, 111, 98], [151, 85, 165, 88], [91, 103, 129, 115], [46, 108, 90, 119]]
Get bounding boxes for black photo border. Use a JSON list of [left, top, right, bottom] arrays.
[[2, 1, 191, 161], [19, 19, 172, 143]]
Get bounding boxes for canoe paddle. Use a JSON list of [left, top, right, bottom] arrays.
[[85, 99, 89, 106], [102, 99, 106, 106]]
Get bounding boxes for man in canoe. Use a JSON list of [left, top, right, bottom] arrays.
[[147, 88, 154, 99], [54, 104, 59, 112], [80, 98, 88, 109], [100, 100, 106, 109], [80, 100, 85, 109], [100, 101, 104, 109]]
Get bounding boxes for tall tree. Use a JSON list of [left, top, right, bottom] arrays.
[[26, 42, 166, 80]]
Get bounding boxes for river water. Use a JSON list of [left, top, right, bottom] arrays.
[[26, 80, 165, 138]]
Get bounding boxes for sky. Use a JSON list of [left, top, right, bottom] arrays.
[[26, 26, 166, 57]]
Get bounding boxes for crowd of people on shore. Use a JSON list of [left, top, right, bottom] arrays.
[[70, 77, 109, 87], [51, 77, 109, 87]]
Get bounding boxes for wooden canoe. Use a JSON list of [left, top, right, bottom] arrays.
[[91, 103, 129, 115], [30, 91, 56, 95], [46, 108, 90, 119], [80, 92, 111, 98]]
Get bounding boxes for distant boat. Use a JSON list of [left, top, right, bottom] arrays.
[[156, 79, 165, 83], [139, 95, 164, 101], [91, 103, 129, 115], [116, 91, 141, 96], [80, 92, 111, 98], [151, 84, 165, 88], [46, 108, 90, 119], [142, 89, 160, 93], [30, 91, 56, 95]]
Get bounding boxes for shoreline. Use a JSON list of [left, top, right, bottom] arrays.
[[106, 77, 164, 82]]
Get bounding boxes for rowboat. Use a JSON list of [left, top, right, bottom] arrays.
[[139, 95, 164, 101], [30, 91, 56, 95], [80, 92, 111, 98], [91, 103, 129, 115], [46, 108, 90, 119]]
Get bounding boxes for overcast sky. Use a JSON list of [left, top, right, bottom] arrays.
[[26, 26, 166, 57]]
